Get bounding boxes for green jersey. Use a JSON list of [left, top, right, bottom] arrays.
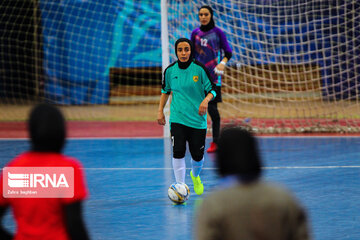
[[162, 60, 217, 129]]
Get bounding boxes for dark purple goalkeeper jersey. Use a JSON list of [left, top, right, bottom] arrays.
[[191, 27, 232, 86]]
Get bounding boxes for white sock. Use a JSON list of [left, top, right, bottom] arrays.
[[172, 157, 186, 183], [191, 158, 204, 177]]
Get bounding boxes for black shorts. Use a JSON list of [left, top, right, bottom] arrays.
[[170, 123, 206, 161]]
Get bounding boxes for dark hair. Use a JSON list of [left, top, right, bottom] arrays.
[[28, 103, 66, 153], [216, 126, 262, 181]]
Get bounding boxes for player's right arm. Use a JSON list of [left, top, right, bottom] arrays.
[[157, 93, 170, 125], [0, 172, 12, 240], [190, 29, 196, 45], [0, 206, 12, 240], [158, 65, 172, 125]]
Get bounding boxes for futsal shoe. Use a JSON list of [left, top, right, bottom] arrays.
[[190, 171, 204, 195], [206, 142, 217, 153]]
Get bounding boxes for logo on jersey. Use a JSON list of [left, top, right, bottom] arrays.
[[193, 76, 199, 82], [3, 167, 74, 198]]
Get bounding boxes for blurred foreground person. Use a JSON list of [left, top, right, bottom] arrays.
[[0, 103, 90, 240], [195, 126, 311, 240]]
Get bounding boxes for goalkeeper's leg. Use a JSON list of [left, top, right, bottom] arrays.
[[207, 101, 220, 153]]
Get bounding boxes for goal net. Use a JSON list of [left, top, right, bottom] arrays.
[[1, 0, 359, 134], [166, 0, 360, 133], [0, 0, 161, 122]]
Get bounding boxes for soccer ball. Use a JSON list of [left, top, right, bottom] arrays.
[[168, 182, 190, 204]]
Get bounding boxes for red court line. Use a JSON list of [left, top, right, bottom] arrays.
[[225, 118, 360, 128], [0, 121, 163, 138], [1, 120, 360, 139]]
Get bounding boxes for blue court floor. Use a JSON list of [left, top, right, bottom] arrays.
[[1, 136, 360, 240]]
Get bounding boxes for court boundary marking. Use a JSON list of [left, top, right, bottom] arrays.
[[1, 135, 360, 141], [83, 166, 360, 170]]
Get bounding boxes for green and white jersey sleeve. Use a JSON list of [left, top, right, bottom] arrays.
[[161, 60, 217, 129]]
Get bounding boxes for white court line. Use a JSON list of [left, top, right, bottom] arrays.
[[83, 166, 360, 170], [264, 166, 360, 169], [2, 166, 358, 171]]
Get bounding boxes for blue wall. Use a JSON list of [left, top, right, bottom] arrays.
[[40, 0, 161, 104]]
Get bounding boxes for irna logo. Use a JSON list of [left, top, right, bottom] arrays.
[[8, 172, 69, 188], [3, 167, 74, 198]]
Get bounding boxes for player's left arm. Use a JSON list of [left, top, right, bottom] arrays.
[[65, 201, 90, 240], [62, 161, 90, 240], [199, 92, 214, 116]]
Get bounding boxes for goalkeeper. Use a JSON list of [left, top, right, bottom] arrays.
[[157, 38, 217, 195], [191, 5, 232, 153]]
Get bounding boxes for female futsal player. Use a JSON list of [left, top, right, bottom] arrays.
[[157, 38, 217, 195], [191, 5, 232, 153]]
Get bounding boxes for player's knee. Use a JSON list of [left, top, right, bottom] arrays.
[[190, 153, 203, 162], [173, 151, 185, 159]]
